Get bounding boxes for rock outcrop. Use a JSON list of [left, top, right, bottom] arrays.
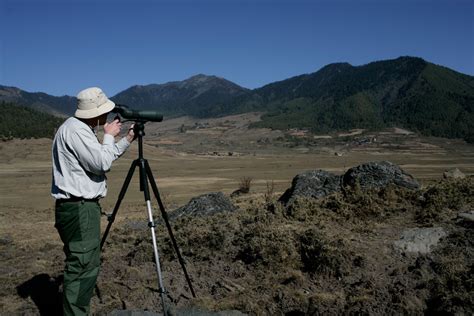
[[170, 192, 237, 220], [279, 161, 420, 205], [393, 227, 447, 254], [443, 168, 465, 179], [343, 161, 420, 190], [458, 210, 474, 223], [279, 170, 342, 204]]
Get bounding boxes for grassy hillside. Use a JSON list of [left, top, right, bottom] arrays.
[[248, 57, 474, 143], [386, 63, 474, 142], [0, 102, 64, 139]]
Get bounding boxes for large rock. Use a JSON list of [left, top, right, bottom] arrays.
[[393, 227, 447, 254], [458, 210, 474, 222], [279, 170, 342, 204], [170, 192, 237, 220], [343, 161, 419, 190], [443, 168, 465, 179]]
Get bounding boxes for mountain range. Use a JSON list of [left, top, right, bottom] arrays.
[[0, 85, 76, 116], [1, 56, 473, 142], [112, 74, 249, 117]]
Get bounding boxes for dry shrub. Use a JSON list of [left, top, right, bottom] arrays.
[[279, 269, 305, 287], [272, 286, 310, 315], [231, 177, 253, 198], [299, 227, 352, 277], [312, 182, 418, 221], [125, 237, 155, 265], [234, 221, 300, 268], [340, 184, 395, 218], [162, 213, 240, 261], [416, 177, 474, 224], [284, 196, 336, 223], [307, 291, 346, 315], [238, 177, 252, 193], [425, 228, 474, 314], [264, 180, 275, 204]]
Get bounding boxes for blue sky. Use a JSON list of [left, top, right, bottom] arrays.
[[1, 0, 473, 96]]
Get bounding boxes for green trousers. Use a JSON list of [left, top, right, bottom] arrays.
[[55, 201, 101, 316]]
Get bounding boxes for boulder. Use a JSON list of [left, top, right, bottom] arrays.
[[393, 227, 447, 254], [279, 170, 342, 204], [230, 188, 249, 198], [343, 161, 419, 190], [458, 210, 474, 222], [443, 168, 465, 179], [170, 192, 237, 220]]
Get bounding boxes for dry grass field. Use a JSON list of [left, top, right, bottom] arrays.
[[1, 113, 473, 314]]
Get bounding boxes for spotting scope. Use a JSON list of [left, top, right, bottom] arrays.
[[112, 104, 163, 122]]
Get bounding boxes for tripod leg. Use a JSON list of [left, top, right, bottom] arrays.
[[139, 160, 168, 315], [101, 159, 138, 249], [144, 160, 197, 298]]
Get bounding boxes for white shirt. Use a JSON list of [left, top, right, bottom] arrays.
[[51, 117, 130, 199]]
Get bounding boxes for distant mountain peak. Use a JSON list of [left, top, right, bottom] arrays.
[[187, 73, 216, 81], [127, 74, 234, 91], [177, 74, 248, 94], [183, 74, 219, 85], [321, 62, 352, 68], [183, 74, 234, 85], [395, 55, 426, 62], [111, 74, 248, 116], [317, 62, 353, 74]]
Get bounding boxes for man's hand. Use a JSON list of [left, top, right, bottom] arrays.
[[126, 124, 136, 143], [104, 119, 122, 137]]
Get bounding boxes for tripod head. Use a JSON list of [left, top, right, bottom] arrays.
[[132, 121, 147, 138]]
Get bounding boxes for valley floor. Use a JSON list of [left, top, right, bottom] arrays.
[[0, 116, 473, 314]]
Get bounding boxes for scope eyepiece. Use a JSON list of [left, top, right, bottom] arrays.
[[112, 104, 163, 122]]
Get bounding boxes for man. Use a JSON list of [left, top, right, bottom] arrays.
[[51, 87, 134, 315]]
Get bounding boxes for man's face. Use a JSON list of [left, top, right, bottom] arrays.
[[97, 113, 108, 126]]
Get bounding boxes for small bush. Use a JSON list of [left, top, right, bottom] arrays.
[[299, 227, 351, 277], [416, 177, 474, 224], [239, 177, 253, 193], [264, 180, 275, 204]]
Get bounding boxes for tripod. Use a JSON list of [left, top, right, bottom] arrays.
[[100, 121, 196, 315]]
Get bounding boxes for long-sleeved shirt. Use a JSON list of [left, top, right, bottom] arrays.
[[51, 117, 130, 200]]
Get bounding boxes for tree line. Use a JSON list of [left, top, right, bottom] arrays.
[[0, 102, 65, 140]]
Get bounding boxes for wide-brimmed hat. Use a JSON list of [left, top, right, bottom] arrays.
[[75, 87, 115, 119]]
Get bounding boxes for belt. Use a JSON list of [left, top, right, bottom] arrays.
[[56, 195, 100, 205]]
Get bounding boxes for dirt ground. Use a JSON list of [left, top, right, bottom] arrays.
[[0, 113, 473, 315]]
